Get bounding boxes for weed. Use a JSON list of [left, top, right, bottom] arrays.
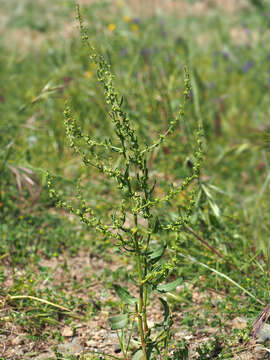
[[47, 4, 204, 359]]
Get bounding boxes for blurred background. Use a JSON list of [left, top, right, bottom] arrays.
[[1, 0, 270, 262]]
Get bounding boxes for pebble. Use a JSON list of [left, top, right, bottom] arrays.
[[231, 317, 248, 330], [35, 352, 56, 360], [113, 344, 121, 353], [11, 335, 24, 346], [86, 339, 96, 347], [147, 320, 155, 328], [61, 326, 73, 337], [255, 323, 270, 343], [254, 345, 270, 359], [57, 337, 83, 355]]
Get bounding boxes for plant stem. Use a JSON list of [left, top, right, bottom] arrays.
[[164, 334, 169, 360], [142, 257, 149, 336], [133, 218, 147, 360], [137, 284, 147, 360], [116, 331, 127, 360]]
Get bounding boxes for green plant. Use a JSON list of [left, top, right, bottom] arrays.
[[195, 338, 222, 359], [47, 4, 203, 359], [171, 340, 189, 360]]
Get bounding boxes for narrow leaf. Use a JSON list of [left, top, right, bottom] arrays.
[[208, 199, 221, 219], [178, 253, 265, 305], [113, 284, 137, 305], [132, 350, 143, 360], [159, 297, 170, 322], [201, 184, 213, 200], [108, 313, 128, 330], [156, 278, 182, 293], [120, 95, 124, 106], [148, 243, 167, 264], [153, 216, 160, 233]]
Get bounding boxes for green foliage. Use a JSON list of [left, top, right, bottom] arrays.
[[47, 4, 204, 359], [195, 338, 222, 359], [0, 212, 84, 264]]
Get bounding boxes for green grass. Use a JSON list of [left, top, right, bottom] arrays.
[[1, 0, 270, 358]]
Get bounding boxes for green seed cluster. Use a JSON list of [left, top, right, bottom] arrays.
[[48, 4, 204, 278], [47, 5, 204, 358]]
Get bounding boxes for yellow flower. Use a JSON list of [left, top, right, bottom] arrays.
[[123, 15, 131, 22], [117, 0, 124, 7], [39, 228, 43, 234], [131, 24, 139, 33], [85, 71, 93, 79], [108, 23, 116, 32]]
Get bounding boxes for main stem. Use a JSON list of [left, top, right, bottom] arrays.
[[134, 215, 147, 360]]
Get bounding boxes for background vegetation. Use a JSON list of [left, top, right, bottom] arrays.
[[1, 0, 270, 358]]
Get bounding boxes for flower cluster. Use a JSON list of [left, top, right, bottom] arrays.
[[47, 4, 204, 360]]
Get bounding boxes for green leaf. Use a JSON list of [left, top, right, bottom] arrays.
[[142, 263, 164, 286], [148, 243, 167, 264], [152, 216, 160, 233], [208, 199, 221, 219], [201, 184, 213, 200], [132, 350, 143, 360], [156, 278, 182, 293], [113, 284, 137, 305], [108, 313, 128, 330], [159, 297, 170, 323], [235, 143, 250, 156], [201, 184, 221, 219], [208, 184, 225, 194]]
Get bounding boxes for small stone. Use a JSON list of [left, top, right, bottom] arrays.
[[97, 329, 107, 337], [254, 345, 268, 359], [255, 323, 270, 343], [57, 337, 83, 354], [86, 339, 96, 347], [211, 298, 222, 307], [11, 335, 24, 346], [231, 317, 248, 330], [61, 326, 73, 337], [197, 327, 217, 335], [114, 344, 121, 353], [175, 330, 193, 341], [147, 320, 155, 328], [35, 352, 56, 360], [108, 332, 118, 340]]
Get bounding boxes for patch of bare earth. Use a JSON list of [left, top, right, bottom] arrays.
[[0, 249, 266, 359]]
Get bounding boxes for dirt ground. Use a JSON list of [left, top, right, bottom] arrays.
[[1, 249, 264, 359]]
